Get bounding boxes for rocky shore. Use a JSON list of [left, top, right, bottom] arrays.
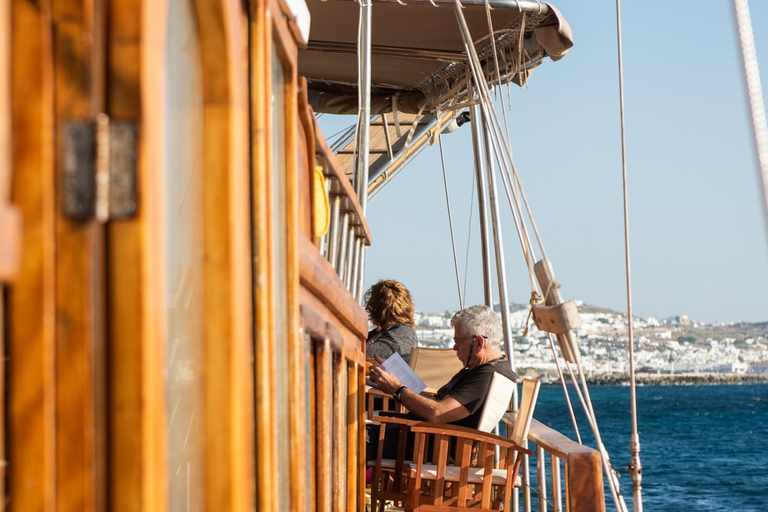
[[531, 371, 768, 386]]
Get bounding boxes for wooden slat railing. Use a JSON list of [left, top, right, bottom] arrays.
[[502, 414, 606, 512], [313, 119, 372, 303]]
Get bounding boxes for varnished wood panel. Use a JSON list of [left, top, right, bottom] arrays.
[[107, 0, 167, 510], [9, 1, 57, 511], [299, 288, 366, 367], [0, 207, 22, 281], [0, 0, 6, 482], [297, 79, 314, 240], [200, 93, 254, 512], [0, 0, 9, 201], [249, 0, 276, 509], [1, 2, 21, 283], [357, 363, 366, 511], [51, 1, 104, 510], [314, 337, 332, 512], [332, 353, 346, 510], [346, 362, 359, 512], [272, 7, 309, 510], [192, 1, 255, 511]]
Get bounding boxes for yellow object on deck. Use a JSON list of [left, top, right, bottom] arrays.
[[313, 165, 330, 237]]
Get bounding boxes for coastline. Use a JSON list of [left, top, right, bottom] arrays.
[[527, 371, 768, 386]]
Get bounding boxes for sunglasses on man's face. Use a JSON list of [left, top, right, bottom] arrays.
[[453, 334, 485, 344]]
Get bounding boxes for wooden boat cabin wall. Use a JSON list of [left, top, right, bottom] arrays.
[[2, 0, 368, 511]]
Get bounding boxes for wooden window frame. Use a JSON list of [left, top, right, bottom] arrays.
[[108, 1, 254, 511], [8, 2, 57, 511], [251, 0, 306, 509]]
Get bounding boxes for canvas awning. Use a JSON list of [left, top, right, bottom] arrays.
[[299, 0, 573, 114]]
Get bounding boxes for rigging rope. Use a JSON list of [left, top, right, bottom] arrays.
[[462, 169, 476, 302], [437, 129, 465, 309], [545, 333, 582, 444], [454, 2, 631, 511], [733, 0, 768, 240], [454, 5, 538, 295], [614, 0, 642, 510]]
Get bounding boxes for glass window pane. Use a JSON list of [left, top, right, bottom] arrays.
[[164, 0, 205, 510], [271, 43, 291, 508]]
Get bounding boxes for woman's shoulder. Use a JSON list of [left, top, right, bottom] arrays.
[[386, 323, 417, 341]]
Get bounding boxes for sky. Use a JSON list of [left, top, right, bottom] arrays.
[[318, 0, 768, 324]]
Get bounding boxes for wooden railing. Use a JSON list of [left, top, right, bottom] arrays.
[[297, 82, 369, 512], [313, 120, 372, 303], [502, 414, 606, 512]]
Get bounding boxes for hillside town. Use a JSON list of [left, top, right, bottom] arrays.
[[415, 302, 768, 378]]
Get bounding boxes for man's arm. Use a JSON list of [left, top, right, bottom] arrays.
[[370, 363, 471, 423], [398, 388, 470, 423]]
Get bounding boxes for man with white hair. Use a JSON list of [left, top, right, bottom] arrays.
[[369, 304, 517, 435]]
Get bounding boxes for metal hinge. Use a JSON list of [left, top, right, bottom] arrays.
[[61, 114, 138, 222]]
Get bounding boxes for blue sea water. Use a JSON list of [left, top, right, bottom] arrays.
[[533, 383, 768, 511]]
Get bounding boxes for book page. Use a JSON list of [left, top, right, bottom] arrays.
[[380, 352, 427, 395]]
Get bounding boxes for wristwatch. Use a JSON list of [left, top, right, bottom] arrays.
[[393, 385, 407, 403]]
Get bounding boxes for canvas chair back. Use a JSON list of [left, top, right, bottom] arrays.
[[409, 346, 463, 391], [510, 377, 541, 446], [476, 372, 515, 433]]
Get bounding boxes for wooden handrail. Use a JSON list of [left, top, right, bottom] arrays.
[[526, 418, 596, 460], [503, 413, 606, 512]]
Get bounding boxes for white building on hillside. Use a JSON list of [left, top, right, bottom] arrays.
[[712, 362, 748, 373]]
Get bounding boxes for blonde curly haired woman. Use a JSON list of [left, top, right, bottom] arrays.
[[364, 279, 418, 364]]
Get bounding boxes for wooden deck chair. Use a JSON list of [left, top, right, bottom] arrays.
[[369, 373, 517, 511], [368, 412, 420, 512], [404, 378, 541, 512], [409, 347, 464, 393], [367, 349, 461, 511]]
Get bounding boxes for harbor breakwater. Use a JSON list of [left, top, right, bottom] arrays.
[[529, 371, 768, 386]]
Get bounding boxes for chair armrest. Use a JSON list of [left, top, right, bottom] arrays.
[[366, 387, 393, 398], [371, 412, 420, 426], [410, 422, 533, 456]]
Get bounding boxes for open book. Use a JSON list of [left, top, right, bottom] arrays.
[[378, 352, 427, 395]]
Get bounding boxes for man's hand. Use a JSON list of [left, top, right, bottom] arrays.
[[369, 363, 402, 394]]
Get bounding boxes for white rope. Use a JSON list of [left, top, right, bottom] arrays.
[[462, 169, 476, 301], [545, 333, 582, 444], [437, 130, 465, 309], [614, 0, 642, 510], [733, 0, 768, 241], [489, 137, 537, 292], [447, 10, 636, 512], [453, 2, 539, 295], [483, 0, 502, 92], [512, 170, 549, 265], [455, 6, 626, 512], [453, 5, 631, 511], [575, 361, 629, 512]]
